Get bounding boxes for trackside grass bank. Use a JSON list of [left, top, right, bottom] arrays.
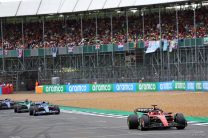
[[0, 92, 208, 117]]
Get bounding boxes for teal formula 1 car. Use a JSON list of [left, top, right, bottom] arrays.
[[14, 100, 32, 113]]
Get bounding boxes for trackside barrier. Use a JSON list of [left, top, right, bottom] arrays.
[[43, 85, 66, 93], [157, 82, 173, 91], [138, 82, 157, 92], [90, 84, 113, 92], [114, 83, 137, 92], [196, 82, 203, 91], [202, 81, 208, 91], [174, 81, 186, 91], [36, 81, 208, 94], [186, 81, 196, 91], [66, 84, 90, 93]]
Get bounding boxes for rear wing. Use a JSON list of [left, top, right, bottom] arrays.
[[134, 108, 154, 114], [16, 100, 32, 104], [33, 102, 49, 105]]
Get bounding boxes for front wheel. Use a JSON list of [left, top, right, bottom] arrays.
[[54, 106, 60, 115], [174, 113, 187, 129], [32, 107, 38, 116]]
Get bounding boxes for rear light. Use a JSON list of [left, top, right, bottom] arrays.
[[153, 116, 158, 119]]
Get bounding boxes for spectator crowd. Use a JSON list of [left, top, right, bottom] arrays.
[[0, 6, 208, 50]]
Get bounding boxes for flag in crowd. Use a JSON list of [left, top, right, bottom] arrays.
[[95, 44, 100, 50], [144, 39, 178, 53], [169, 39, 178, 52], [4, 50, 8, 56], [144, 41, 149, 48], [52, 47, 58, 57], [204, 37, 208, 45], [163, 39, 169, 51], [134, 34, 139, 48], [145, 41, 160, 53], [118, 42, 124, 49], [68, 47, 74, 53], [0, 50, 8, 56], [18, 49, 23, 58]]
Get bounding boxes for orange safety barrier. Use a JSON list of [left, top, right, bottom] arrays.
[[35, 86, 43, 94]]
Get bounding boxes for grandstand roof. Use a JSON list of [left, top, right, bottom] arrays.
[[0, 0, 189, 18]]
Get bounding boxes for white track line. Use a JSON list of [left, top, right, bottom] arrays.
[[187, 121, 198, 124], [191, 123, 208, 126], [61, 109, 208, 126], [61, 110, 127, 119]]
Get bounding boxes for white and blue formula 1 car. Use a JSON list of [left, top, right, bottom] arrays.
[[0, 99, 16, 109], [29, 102, 60, 116]]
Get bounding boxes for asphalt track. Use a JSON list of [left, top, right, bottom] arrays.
[[0, 110, 207, 138]]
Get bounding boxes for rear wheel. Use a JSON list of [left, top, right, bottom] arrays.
[[139, 115, 150, 131], [127, 114, 139, 129], [14, 106, 17, 113], [16, 106, 21, 113], [174, 113, 187, 129]]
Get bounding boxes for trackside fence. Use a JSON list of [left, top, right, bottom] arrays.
[[34, 81, 208, 94]]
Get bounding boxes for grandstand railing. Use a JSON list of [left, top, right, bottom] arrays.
[[0, 37, 207, 58]]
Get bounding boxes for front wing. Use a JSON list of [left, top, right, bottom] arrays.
[[143, 122, 187, 129], [35, 109, 60, 115]]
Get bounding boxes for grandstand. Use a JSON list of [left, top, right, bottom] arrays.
[[0, 0, 208, 91]]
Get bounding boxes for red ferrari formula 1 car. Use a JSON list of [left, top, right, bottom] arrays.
[[127, 105, 187, 131]]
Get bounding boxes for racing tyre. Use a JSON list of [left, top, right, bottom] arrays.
[[174, 113, 187, 129], [29, 107, 33, 116], [139, 115, 150, 131], [14, 106, 17, 113], [127, 114, 139, 129], [16, 106, 21, 113], [54, 106, 60, 115], [33, 107, 38, 116]]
